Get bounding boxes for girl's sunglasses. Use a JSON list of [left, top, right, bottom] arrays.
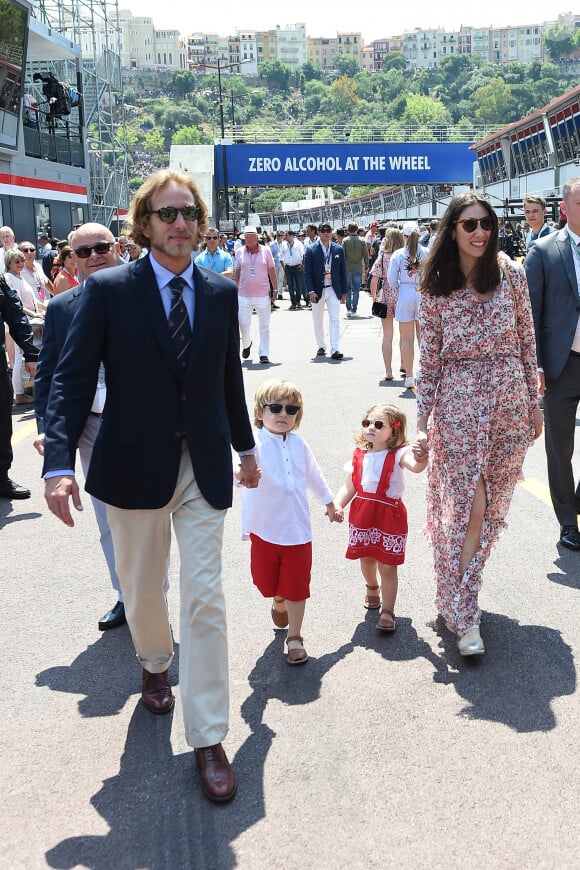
[[362, 419, 386, 429], [454, 217, 494, 233], [265, 403, 300, 415]]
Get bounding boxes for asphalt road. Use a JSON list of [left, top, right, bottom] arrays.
[[2, 291, 579, 870]]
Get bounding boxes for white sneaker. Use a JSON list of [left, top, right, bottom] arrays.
[[404, 375, 415, 389], [458, 626, 485, 656]]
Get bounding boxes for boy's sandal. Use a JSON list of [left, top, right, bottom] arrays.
[[286, 635, 308, 665], [271, 596, 289, 628], [364, 584, 381, 610], [377, 609, 396, 632]]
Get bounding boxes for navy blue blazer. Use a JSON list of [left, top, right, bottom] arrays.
[[304, 240, 347, 301], [35, 283, 84, 432], [525, 228, 580, 381], [42, 255, 254, 511]]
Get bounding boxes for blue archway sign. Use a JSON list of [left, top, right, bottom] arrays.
[[214, 142, 475, 187]]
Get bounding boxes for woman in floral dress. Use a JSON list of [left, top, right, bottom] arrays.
[[414, 193, 544, 656]]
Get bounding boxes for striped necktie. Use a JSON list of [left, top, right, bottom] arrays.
[[168, 276, 192, 372]]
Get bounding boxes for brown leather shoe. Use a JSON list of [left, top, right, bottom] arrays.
[[141, 668, 174, 714], [195, 743, 237, 802]]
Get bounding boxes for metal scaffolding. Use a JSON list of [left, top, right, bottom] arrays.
[[32, 0, 129, 227]]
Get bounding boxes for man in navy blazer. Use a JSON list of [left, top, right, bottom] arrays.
[[304, 222, 347, 360], [42, 170, 259, 802], [34, 223, 129, 631], [525, 176, 580, 551]]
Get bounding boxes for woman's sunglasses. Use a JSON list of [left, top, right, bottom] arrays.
[[264, 403, 300, 415], [454, 217, 494, 233], [362, 419, 386, 429]]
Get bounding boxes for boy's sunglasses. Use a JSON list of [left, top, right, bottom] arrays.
[[454, 217, 494, 233], [74, 242, 114, 259], [149, 205, 199, 224], [362, 419, 385, 429], [265, 403, 300, 415]]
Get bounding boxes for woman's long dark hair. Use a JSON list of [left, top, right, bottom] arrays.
[[419, 193, 500, 297]]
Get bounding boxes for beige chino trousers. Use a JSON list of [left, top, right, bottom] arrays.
[[106, 443, 229, 749]]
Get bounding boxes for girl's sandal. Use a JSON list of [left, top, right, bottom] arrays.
[[364, 584, 381, 610], [286, 635, 308, 665], [377, 609, 396, 632]]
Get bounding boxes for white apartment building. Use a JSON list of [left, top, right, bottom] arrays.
[[275, 23, 307, 71], [236, 31, 258, 75]]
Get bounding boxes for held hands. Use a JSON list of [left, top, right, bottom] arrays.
[[25, 361, 37, 379], [537, 371, 545, 398], [238, 456, 261, 489], [44, 475, 83, 527], [412, 432, 429, 462], [326, 501, 344, 523]]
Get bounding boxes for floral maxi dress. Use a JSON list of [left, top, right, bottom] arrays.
[[416, 260, 538, 634]]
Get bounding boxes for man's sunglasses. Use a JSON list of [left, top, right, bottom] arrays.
[[74, 242, 114, 259], [362, 419, 386, 429], [149, 205, 199, 224], [264, 403, 301, 415], [205, 235, 219, 240], [20, 247, 35, 253], [454, 217, 494, 233]]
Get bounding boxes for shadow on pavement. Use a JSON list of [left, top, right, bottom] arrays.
[[45, 636, 343, 870], [0, 504, 42, 528], [36, 634, 180, 719], [350, 610, 449, 678], [547, 550, 580, 590], [45, 703, 248, 870], [241, 632, 354, 731], [431, 612, 575, 732]]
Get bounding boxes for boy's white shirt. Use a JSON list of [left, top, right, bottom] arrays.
[[239, 427, 333, 545]]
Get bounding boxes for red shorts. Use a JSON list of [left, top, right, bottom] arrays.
[[250, 534, 312, 601]]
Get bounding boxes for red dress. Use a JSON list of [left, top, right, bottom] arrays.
[[345, 448, 408, 565]]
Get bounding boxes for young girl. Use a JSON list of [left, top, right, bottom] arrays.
[[237, 378, 339, 665], [334, 403, 427, 631]]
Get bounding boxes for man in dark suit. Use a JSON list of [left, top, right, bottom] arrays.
[[0, 277, 38, 499], [34, 223, 129, 630], [525, 176, 580, 551], [304, 222, 347, 360], [42, 169, 259, 802]]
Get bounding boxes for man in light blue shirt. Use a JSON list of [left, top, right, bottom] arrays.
[[195, 227, 234, 278]]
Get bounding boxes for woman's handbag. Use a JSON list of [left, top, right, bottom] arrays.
[[372, 299, 388, 318]]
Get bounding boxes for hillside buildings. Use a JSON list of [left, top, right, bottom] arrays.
[[111, 14, 579, 73]]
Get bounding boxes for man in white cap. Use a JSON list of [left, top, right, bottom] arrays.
[[234, 227, 277, 364]]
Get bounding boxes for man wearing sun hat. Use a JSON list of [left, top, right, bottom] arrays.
[[235, 226, 277, 364]]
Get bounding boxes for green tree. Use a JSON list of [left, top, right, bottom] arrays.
[[334, 54, 360, 78], [258, 59, 292, 91], [172, 126, 202, 145], [300, 60, 322, 83], [401, 94, 451, 127], [144, 128, 165, 153], [381, 52, 406, 72], [303, 80, 329, 115], [171, 69, 196, 96], [544, 23, 575, 60], [472, 77, 515, 125]]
